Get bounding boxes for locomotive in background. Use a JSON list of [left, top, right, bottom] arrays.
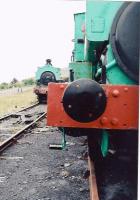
[[34, 59, 68, 103], [47, 1, 139, 158]]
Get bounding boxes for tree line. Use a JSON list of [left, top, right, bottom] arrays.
[[0, 77, 35, 90]]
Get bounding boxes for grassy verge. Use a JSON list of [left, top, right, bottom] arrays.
[[0, 87, 37, 116]]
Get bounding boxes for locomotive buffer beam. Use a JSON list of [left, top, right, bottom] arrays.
[[47, 80, 138, 130]]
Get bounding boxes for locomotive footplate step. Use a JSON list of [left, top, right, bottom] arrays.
[[49, 128, 66, 150], [49, 144, 64, 150]]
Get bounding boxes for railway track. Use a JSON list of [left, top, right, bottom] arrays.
[[0, 103, 46, 153], [0, 103, 39, 121], [0, 104, 137, 199], [87, 135, 99, 200], [88, 156, 99, 200]]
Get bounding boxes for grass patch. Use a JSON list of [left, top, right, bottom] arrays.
[[0, 87, 37, 116]]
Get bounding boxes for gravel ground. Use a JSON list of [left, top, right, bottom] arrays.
[[0, 114, 137, 200], [0, 119, 89, 200]]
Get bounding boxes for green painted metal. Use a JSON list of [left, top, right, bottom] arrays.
[[69, 62, 93, 80], [86, 1, 123, 41], [106, 45, 136, 85], [84, 1, 136, 85], [101, 130, 109, 157], [73, 13, 85, 61], [84, 41, 97, 63], [68, 1, 137, 157], [49, 128, 66, 150], [61, 128, 66, 150], [35, 64, 61, 82], [95, 59, 116, 78], [85, 1, 122, 62]]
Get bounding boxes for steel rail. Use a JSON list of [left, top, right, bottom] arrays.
[[87, 135, 100, 200], [15, 102, 39, 112], [88, 156, 99, 200], [0, 112, 46, 153], [0, 103, 39, 121]]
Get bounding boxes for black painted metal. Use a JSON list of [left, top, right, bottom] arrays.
[[110, 2, 140, 82], [62, 79, 106, 123], [70, 69, 74, 82], [40, 71, 56, 85]]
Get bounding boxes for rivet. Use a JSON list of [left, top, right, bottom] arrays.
[[111, 118, 119, 125], [100, 117, 108, 125], [76, 84, 80, 88], [60, 85, 64, 89], [68, 105, 72, 108], [98, 92, 103, 97], [112, 90, 120, 97], [89, 113, 93, 117], [124, 87, 128, 92]]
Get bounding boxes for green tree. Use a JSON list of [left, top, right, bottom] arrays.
[[22, 78, 35, 86], [0, 82, 9, 90]]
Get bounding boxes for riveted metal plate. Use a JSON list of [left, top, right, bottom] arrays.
[[47, 83, 138, 130]]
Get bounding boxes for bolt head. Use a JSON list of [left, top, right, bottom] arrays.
[[124, 87, 128, 92], [98, 92, 103, 97], [100, 117, 108, 125], [60, 85, 64, 89], [89, 113, 93, 117], [111, 118, 119, 125], [68, 105, 72, 108], [112, 90, 120, 97]]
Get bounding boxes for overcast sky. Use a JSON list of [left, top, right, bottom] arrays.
[[0, 0, 85, 83]]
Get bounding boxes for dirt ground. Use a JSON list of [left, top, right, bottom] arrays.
[[0, 119, 89, 200]]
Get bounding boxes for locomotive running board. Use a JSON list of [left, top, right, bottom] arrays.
[[47, 83, 138, 130]]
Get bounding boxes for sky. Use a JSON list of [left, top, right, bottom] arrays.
[[0, 0, 85, 83]]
